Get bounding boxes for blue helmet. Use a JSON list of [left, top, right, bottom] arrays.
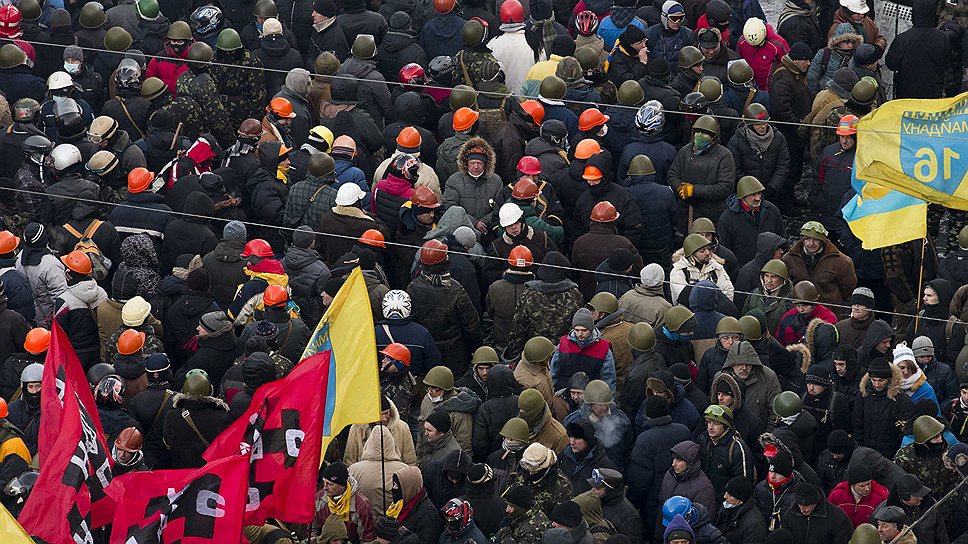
[[662, 496, 695, 527], [635, 100, 664, 135]]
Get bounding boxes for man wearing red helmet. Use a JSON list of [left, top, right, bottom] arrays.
[[227, 238, 291, 327]]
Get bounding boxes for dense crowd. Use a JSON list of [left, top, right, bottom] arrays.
[[0, 0, 965, 541]]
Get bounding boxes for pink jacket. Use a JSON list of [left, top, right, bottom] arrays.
[[371, 173, 414, 214], [827, 480, 889, 528], [737, 24, 789, 90]]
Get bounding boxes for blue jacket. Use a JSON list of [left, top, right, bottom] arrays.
[[541, 101, 580, 138], [598, 16, 645, 51], [644, 24, 696, 63], [0, 66, 46, 104], [617, 135, 678, 185], [334, 158, 371, 209], [419, 13, 464, 60], [0, 261, 35, 324], [689, 280, 727, 340]]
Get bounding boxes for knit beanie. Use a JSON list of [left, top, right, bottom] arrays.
[[893, 343, 916, 367], [550, 501, 582, 528], [768, 450, 793, 477], [846, 463, 872, 485], [186, 268, 211, 292], [64, 45, 83, 61], [199, 310, 232, 334], [826, 430, 851, 454], [644, 394, 670, 418], [374, 516, 400, 539], [223, 220, 247, 243], [867, 357, 893, 379], [794, 483, 823, 505], [425, 410, 452, 434], [805, 365, 832, 387], [292, 226, 315, 248], [849, 287, 875, 308], [573, 307, 595, 330], [913, 336, 935, 357], [640, 263, 664, 287], [503, 484, 535, 510], [724, 475, 753, 502], [321, 462, 348, 486]]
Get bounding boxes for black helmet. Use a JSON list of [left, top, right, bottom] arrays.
[[191, 5, 223, 37], [86, 362, 116, 387], [680, 91, 709, 113], [12, 98, 40, 123], [22, 134, 52, 156], [54, 98, 86, 141], [94, 375, 125, 408], [389, 153, 420, 182], [115, 58, 141, 90], [429, 55, 455, 83]]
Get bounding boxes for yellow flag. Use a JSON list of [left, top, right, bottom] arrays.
[[302, 268, 381, 461], [0, 503, 34, 543]]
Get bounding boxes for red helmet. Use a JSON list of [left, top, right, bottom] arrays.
[[516, 156, 541, 176], [420, 239, 448, 265], [500, 0, 524, 23], [575, 10, 599, 36], [241, 239, 273, 258], [0, 6, 22, 39], [399, 63, 427, 87]]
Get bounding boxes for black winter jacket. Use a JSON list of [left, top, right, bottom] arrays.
[[407, 271, 482, 376], [626, 172, 677, 260], [627, 416, 692, 528], [111, 192, 173, 244], [716, 194, 786, 267], [128, 385, 176, 469], [471, 365, 520, 461], [727, 126, 790, 196], [163, 393, 233, 468], [885, 0, 949, 99], [164, 290, 219, 367], [183, 332, 244, 390], [377, 31, 428, 84], [716, 499, 767, 544], [809, 141, 855, 221], [161, 192, 218, 272], [253, 34, 304, 99], [201, 240, 248, 310]]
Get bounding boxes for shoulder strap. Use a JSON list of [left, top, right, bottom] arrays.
[[742, 89, 756, 115], [181, 409, 210, 446], [296, 184, 330, 226], [149, 390, 172, 433], [117, 96, 147, 139], [820, 48, 832, 75], [63, 223, 84, 239], [276, 321, 294, 352], [82, 219, 103, 239], [457, 52, 474, 87]]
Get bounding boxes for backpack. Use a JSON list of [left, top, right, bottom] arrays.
[[63, 220, 111, 281]]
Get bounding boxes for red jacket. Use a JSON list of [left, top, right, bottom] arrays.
[[694, 15, 730, 47], [737, 24, 789, 90], [146, 42, 190, 97], [774, 304, 838, 346], [827, 480, 889, 528]]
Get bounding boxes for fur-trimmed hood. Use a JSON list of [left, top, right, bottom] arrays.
[[172, 392, 229, 410], [828, 23, 863, 49], [804, 317, 838, 362], [859, 363, 902, 399], [787, 342, 812, 374], [709, 372, 744, 410], [456, 137, 496, 176]]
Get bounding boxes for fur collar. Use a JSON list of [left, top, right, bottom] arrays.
[[859, 363, 902, 400], [787, 342, 812, 374], [172, 392, 229, 410]]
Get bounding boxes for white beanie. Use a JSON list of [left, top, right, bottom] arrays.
[[893, 343, 917, 367], [640, 263, 664, 288]]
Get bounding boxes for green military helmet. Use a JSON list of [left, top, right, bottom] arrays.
[[50, 9, 71, 28], [703, 404, 733, 427], [727, 59, 753, 85], [308, 152, 336, 177], [736, 175, 765, 199], [472, 346, 500, 365], [449, 84, 477, 111], [628, 322, 656, 351], [849, 524, 881, 544], [167, 20, 193, 40], [697, 76, 722, 102], [913, 415, 945, 444], [678, 46, 704, 70], [352, 34, 377, 60], [314, 51, 340, 75], [773, 390, 802, 418], [959, 225, 968, 249], [423, 365, 455, 390], [664, 305, 695, 332], [792, 281, 820, 303], [715, 316, 742, 336], [141, 77, 167, 101], [739, 315, 762, 341], [617, 80, 644, 106], [187, 41, 214, 66], [743, 102, 769, 122], [589, 292, 619, 314], [182, 371, 213, 396], [683, 233, 713, 256], [575, 46, 599, 72], [500, 417, 530, 442], [12, 98, 41, 122], [215, 28, 243, 51], [253, 0, 278, 17], [628, 155, 655, 176], [583, 380, 613, 404], [760, 259, 789, 281], [539, 76, 566, 100], [463, 19, 485, 47], [518, 389, 546, 425], [18, 0, 41, 22], [80, 1, 106, 29], [851, 76, 878, 106], [104, 27, 133, 52], [689, 217, 716, 235], [136, 0, 160, 21], [523, 336, 556, 364], [692, 115, 720, 138], [0, 44, 26, 69]]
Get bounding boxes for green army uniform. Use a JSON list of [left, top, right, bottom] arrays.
[[105, 327, 166, 365], [210, 49, 268, 130], [507, 282, 584, 356], [175, 70, 235, 146], [528, 469, 573, 518], [894, 443, 959, 520], [270, 351, 293, 379], [494, 507, 550, 544]]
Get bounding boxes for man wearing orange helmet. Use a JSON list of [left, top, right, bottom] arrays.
[[575, 153, 645, 248], [110, 166, 173, 249], [0, 327, 47, 401], [53, 250, 108, 368], [112, 426, 145, 474], [241, 283, 310, 363], [485, 244, 535, 353], [228, 238, 290, 327], [0, 394, 30, 482], [573, 201, 644, 300], [396, 186, 443, 280], [0, 231, 34, 324]]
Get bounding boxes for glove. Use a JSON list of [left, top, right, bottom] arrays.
[[678, 182, 694, 199]]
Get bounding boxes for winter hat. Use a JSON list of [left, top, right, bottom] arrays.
[[453, 226, 477, 250], [619, 25, 646, 49], [896, 474, 931, 499], [794, 483, 823, 505], [573, 307, 595, 330], [714, 379, 734, 397], [467, 463, 493, 485], [608, 248, 633, 272], [255, 321, 279, 343], [893, 343, 916, 367], [846, 463, 872, 485], [874, 505, 908, 527], [551, 34, 576, 57], [321, 462, 348, 486], [223, 220, 247, 243], [64, 45, 83, 61], [640, 263, 664, 287], [849, 287, 875, 308], [647, 58, 671, 80], [520, 443, 556, 471], [913, 336, 935, 357], [805, 365, 832, 387], [765, 529, 794, 544], [565, 419, 597, 449], [827, 67, 859, 97], [114, 354, 146, 380], [768, 450, 793, 477], [852, 43, 881, 66], [550, 500, 583, 528], [244, 335, 268, 355], [292, 226, 315, 248], [724, 475, 753, 502], [186, 268, 210, 292], [374, 516, 400, 539], [503, 484, 535, 509], [388, 11, 411, 30], [827, 429, 852, 454], [833, 343, 857, 365], [867, 357, 893, 379], [199, 311, 232, 334], [262, 17, 283, 35], [788, 42, 812, 60], [313, 0, 337, 16], [644, 394, 670, 418], [425, 410, 452, 434], [669, 363, 692, 385]]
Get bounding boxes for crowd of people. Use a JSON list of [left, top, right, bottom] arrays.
[[0, 0, 965, 541]]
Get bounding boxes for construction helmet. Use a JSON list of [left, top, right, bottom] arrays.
[[117, 329, 146, 356], [0, 398, 7, 419], [420, 239, 448, 265], [396, 126, 422, 151], [24, 327, 50, 355], [268, 97, 297, 118], [499, 203, 524, 227], [127, 167, 154, 193], [516, 156, 541, 175], [511, 178, 540, 200], [359, 229, 386, 249], [263, 284, 288, 307], [590, 201, 618, 222], [501, 0, 525, 23], [61, 250, 92, 275], [837, 114, 859, 135], [578, 108, 609, 132], [453, 107, 479, 132], [380, 343, 411, 366], [519, 99, 544, 125], [411, 186, 441, 209], [115, 427, 143, 453], [0, 5, 22, 39], [508, 245, 534, 268], [583, 165, 604, 180], [0, 231, 18, 255], [121, 296, 151, 326], [435, 0, 456, 14], [743, 17, 766, 46], [574, 139, 601, 160], [242, 239, 274, 258]]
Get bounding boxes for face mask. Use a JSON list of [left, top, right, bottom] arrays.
[[52, 95, 68, 105], [64, 62, 80, 74], [723, 501, 738, 509], [598, 125, 608, 137], [429, 394, 444, 403], [276, 165, 288, 182], [446, 519, 463, 534], [694, 133, 713, 152], [503, 437, 527, 450]]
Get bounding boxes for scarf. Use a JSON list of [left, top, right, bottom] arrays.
[[779, 413, 798, 426], [327, 481, 354, 522], [420, 271, 452, 288], [902, 368, 924, 391], [777, 0, 814, 28], [387, 487, 425, 522], [693, 133, 714, 155], [746, 124, 774, 154], [500, 22, 526, 32], [769, 475, 792, 494], [528, 16, 557, 62]]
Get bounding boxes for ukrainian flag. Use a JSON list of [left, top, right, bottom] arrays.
[[842, 165, 927, 249], [0, 503, 33, 543], [302, 268, 381, 459]]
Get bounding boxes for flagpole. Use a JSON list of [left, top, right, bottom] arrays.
[[914, 237, 927, 332]]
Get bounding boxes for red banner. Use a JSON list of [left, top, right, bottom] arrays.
[[203, 352, 330, 525], [18, 323, 114, 543], [106, 455, 249, 543]]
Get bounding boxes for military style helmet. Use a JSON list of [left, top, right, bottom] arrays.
[[850, 76, 878, 105], [589, 292, 619, 314], [583, 380, 613, 404], [913, 415, 945, 444], [449, 84, 477, 111], [141, 77, 167, 101], [628, 155, 655, 176], [628, 322, 656, 351], [314, 52, 340, 75], [182, 371, 213, 396], [692, 115, 720, 138], [187, 41, 214, 67], [80, 2, 106, 29], [167, 20, 192, 40], [849, 524, 881, 544], [689, 218, 715, 235], [500, 417, 530, 442], [678, 46, 704, 69], [959, 225, 968, 249], [664, 305, 695, 332], [736, 175, 765, 199], [679, 91, 708, 114], [352, 34, 376, 59], [215, 28, 242, 51], [136, 0, 160, 21], [744, 102, 769, 122], [539, 76, 566, 100], [523, 336, 556, 364], [698, 76, 723, 102], [575, 46, 599, 72], [727, 59, 753, 86], [104, 26, 133, 51], [791, 281, 820, 303], [617, 80, 645, 106], [683, 233, 713, 256], [423, 366, 455, 390], [773, 391, 802, 418], [12, 98, 40, 122], [472, 346, 500, 365], [739, 315, 762, 341], [18, 0, 41, 22], [463, 19, 486, 47], [253, 0, 278, 17], [715, 316, 742, 336], [308, 152, 336, 177], [760, 259, 789, 281]]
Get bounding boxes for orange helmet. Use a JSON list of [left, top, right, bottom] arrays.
[[127, 167, 154, 193], [117, 328, 146, 355], [837, 114, 859, 136], [396, 126, 422, 150], [241, 239, 273, 258], [0, 398, 7, 419], [61, 250, 93, 275], [520, 99, 544, 125], [574, 139, 602, 160], [420, 239, 448, 265], [582, 165, 604, 180], [267, 97, 297, 118], [578, 108, 609, 132], [511, 178, 540, 200], [262, 284, 288, 307], [24, 327, 50, 355], [0, 231, 19, 254], [380, 342, 411, 366], [359, 229, 386, 248], [411, 186, 441, 209], [590, 201, 619, 222], [115, 426, 143, 453], [452, 107, 479, 132], [508, 245, 534, 268]]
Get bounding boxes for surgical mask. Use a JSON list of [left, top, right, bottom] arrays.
[[429, 394, 444, 403], [694, 133, 713, 152], [52, 95, 68, 105], [64, 62, 80, 74], [723, 501, 738, 509]]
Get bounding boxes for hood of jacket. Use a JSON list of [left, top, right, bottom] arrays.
[[361, 424, 402, 462], [524, 136, 563, 159], [861, 319, 894, 358], [828, 22, 863, 49], [382, 30, 418, 54], [724, 341, 762, 368], [688, 279, 719, 312], [214, 239, 244, 263], [283, 69, 311, 99], [393, 92, 425, 124], [282, 246, 323, 272], [257, 140, 284, 172], [670, 439, 702, 477], [912, 0, 938, 27], [924, 278, 955, 319], [177, 290, 217, 317], [438, 386, 482, 414], [709, 372, 744, 410], [752, 231, 787, 267], [486, 364, 516, 399], [663, 513, 696, 542], [860, 361, 902, 399], [456, 137, 497, 177], [67, 279, 108, 306], [184, 191, 215, 221], [395, 465, 424, 501], [534, 251, 572, 283], [259, 33, 292, 57], [242, 353, 276, 390], [172, 392, 230, 410], [121, 234, 160, 268]]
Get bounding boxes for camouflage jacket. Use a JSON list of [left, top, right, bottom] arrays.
[[494, 507, 550, 544], [270, 350, 293, 379], [105, 326, 165, 365], [160, 94, 204, 141], [894, 443, 960, 510], [210, 51, 267, 130], [175, 71, 235, 146], [507, 280, 584, 356], [529, 469, 573, 518]]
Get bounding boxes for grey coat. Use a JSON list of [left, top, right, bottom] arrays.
[[336, 57, 392, 130], [16, 253, 67, 327]]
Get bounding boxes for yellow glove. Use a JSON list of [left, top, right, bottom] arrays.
[[678, 182, 694, 199]]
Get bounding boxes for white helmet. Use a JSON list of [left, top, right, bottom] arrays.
[[499, 202, 524, 228], [21, 362, 43, 383], [47, 70, 74, 91], [121, 296, 151, 326], [839, 0, 869, 14], [51, 143, 82, 171], [743, 18, 767, 47], [334, 182, 365, 206], [382, 289, 412, 319]]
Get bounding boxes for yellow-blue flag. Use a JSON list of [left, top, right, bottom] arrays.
[[302, 268, 381, 460], [842, 165, 927, 249], [0, 503, 34, 543]]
